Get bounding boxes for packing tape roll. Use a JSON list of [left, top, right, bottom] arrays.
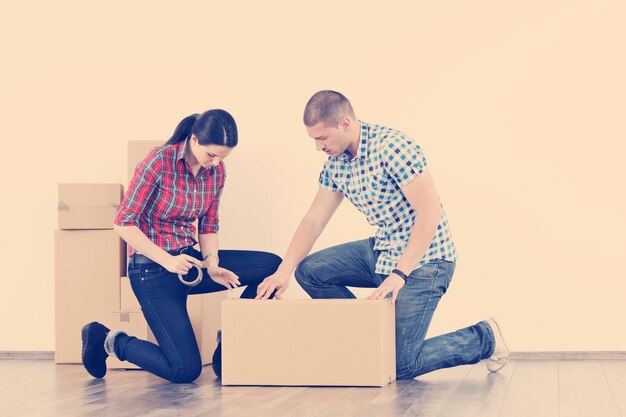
[[178, 265, 203, 286]]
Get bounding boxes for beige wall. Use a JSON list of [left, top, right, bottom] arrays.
[[1, 0, 624, 352]]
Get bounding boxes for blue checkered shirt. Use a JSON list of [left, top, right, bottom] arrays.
[[318, 121, 457, 275]]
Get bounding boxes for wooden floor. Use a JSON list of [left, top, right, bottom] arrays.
[[1, 360, 625, 417]]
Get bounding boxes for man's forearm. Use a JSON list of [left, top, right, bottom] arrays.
[[276, 215, 327, 275], [394, 207, 443, 274]]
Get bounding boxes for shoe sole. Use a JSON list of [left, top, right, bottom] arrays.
[[81, 322, 94, 362], [487, 317, 510, 372], [81, 322, 104, 378]]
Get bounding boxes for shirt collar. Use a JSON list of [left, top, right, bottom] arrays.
[[176, 138, 190, 162], [340, 121, 369, 162]]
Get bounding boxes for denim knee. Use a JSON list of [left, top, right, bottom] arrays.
[[396, 366, 421, 380], [294, 256, 316, 288], [169, 361, 202, 384], [396, 371, 413, 380], [396, 356, 418, 380]]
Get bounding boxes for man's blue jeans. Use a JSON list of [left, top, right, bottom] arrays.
[[294, 238, 495, 379]]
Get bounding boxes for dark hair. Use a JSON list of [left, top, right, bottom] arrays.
[[166, 109, 238, 147], [303, 90, 356, 127]]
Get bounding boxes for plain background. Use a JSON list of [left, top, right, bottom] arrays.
[[0, 0, 624, 352]]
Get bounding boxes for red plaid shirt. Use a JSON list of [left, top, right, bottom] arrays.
[[114, 139, 226, 255]]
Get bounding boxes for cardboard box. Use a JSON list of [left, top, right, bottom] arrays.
[[103, 291, 228, 369], [194, 291, 226, 362], [55, 230, 126, 363], [221, 299, 396, 387], [58, 183, 123, 230], [120, 276, 141, 312], [128, 141, 162, 185]]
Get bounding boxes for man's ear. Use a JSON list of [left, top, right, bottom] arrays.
[[340, 117, 352, 131]]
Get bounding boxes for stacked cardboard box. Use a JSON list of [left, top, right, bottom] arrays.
[[58, 184, 124, 230], [55, 140, 226, 368], [55, 184, 126, 363]]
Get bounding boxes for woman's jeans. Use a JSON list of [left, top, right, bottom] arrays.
[[115, 248, 281, 383], [294, 238, 495, 380]]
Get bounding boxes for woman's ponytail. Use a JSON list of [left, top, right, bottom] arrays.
[[165, 113, 200, 145]]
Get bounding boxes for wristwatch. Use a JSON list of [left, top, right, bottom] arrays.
[[391, 268, 409, 282], [203, 252, 219, 263]]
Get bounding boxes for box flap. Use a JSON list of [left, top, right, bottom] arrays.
[[58, 183, 123, 208]]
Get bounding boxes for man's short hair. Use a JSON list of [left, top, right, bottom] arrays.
[[303, 90, 356, 127]]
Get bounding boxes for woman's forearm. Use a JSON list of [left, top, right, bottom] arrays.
[[198, 233, 219, 269]]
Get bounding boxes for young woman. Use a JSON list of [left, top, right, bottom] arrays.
[[80, 109, 281, 383]]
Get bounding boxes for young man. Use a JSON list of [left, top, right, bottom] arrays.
[[256, 90, 509, 379]]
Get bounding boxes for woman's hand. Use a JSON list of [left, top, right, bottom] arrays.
[[206, 264, 241, 289], [164, 254, 203, 275]]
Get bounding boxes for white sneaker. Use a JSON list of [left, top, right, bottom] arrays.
[[484, 317, 510, 372]]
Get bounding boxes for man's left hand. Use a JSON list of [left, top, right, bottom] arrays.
[[367, 273, 405, 304]]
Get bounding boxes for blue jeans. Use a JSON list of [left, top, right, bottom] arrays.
[[294, 238, 495, 380], [115, 248, 281, 383]]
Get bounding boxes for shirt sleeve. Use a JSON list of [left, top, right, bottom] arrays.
[[114, 148, 163, 227], [198, 163, 226, 234], [318, 159, 340, 192], [381, 134, 428, 187]]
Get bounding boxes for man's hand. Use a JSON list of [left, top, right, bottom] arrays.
[[206, 265, 241, 289], [367, 273, 406, 304], [256, 272, 290, 300]]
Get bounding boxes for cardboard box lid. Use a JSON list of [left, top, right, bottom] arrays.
[[58, 183, 123, 210]]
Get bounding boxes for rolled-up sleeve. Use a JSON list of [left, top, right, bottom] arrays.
[[382, 135, 428, 187], [318, 159, 340, 192], [114, 148, 163, 227], [198, 164, 226, 234]]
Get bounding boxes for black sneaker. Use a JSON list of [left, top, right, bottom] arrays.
[[81, 322, 110, 378], [212, 330, 222, 379]]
